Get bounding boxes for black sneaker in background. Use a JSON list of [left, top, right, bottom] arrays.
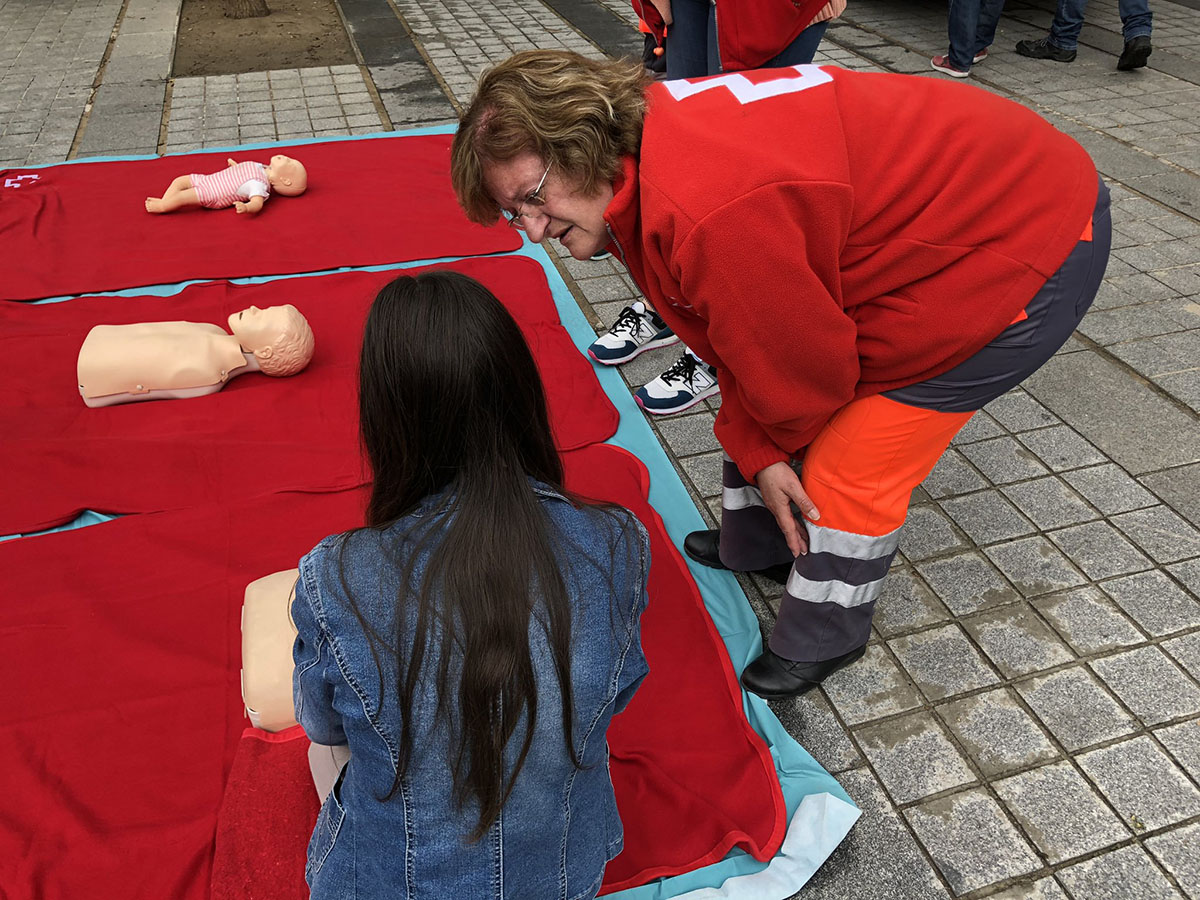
[[1117, 35, 1152, 70], [1015, 37, 1077, 62]]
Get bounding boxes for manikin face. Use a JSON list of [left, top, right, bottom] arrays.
[[264, 154, 299, 183], [263, 154, 307, 196], [483, 152, 614, 261], [229, 305, 292, 351]]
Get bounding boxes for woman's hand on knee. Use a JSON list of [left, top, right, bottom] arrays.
[[755, 462, 819, 557]]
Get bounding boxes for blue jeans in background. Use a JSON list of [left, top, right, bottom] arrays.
[[1048, 0, 1152, 50], [946, 0, 1007, 70], [666, 0, 831, 78]]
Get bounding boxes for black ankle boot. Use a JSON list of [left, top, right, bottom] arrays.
[[1117, 35, 1151, 70], [740, 645, 868, 699], [683, 529, 792, 585]]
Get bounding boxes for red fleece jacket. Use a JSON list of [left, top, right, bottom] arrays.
[[603, 65, 1098, 481]]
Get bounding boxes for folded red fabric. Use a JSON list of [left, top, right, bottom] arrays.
[[565, 445, 785, 891], [2, 447, 784, 900], [0, 488, 368, 900], [211, 727, 318, 900], [0, 257, 617, 534], [0, 136, 520, 302]]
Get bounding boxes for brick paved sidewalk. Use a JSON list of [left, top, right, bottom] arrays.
[[2, 0, 1198, 896]]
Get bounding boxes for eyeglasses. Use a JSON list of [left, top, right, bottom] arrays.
[[499, 162, 551, 230]]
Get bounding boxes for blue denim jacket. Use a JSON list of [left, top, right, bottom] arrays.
[[292, 482, 650, 899]]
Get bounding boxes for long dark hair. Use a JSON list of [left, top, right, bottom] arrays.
[[347, 269, 579, 840]]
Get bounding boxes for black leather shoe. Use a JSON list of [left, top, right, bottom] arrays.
[[740, 645, 868, 699], [1117, 35, 1152, 70], [1015, 37, 1076, 62], [683, 529, 792, 585]]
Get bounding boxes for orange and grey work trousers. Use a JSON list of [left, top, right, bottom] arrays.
[[719, 178, 1111, 662]]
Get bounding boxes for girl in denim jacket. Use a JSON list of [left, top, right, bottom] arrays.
[[292, 270, 651, 899]]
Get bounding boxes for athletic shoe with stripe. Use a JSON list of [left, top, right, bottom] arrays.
[[635, 352, 720, 415], [930, 54, 970, 77], [587, 301, 678, 365]]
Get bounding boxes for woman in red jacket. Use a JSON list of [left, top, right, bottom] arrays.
[[450, 51, 1109, 699]]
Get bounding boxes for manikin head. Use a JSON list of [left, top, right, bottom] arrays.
[[228, 304, 315, 376], [264, 154, 308, 197]]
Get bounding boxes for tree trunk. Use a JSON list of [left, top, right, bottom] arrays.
[[224, 0, 270, 18]]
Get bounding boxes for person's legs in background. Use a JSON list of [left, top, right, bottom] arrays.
[[973, 0, 1008, 59], [762, 20, 830, 68], [665, 0, 718, 79], [1117, 0, 1153, 68], [1015, 0, 1083, 60], [942, 0, 984, 72]]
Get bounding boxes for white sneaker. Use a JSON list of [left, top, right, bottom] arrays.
[[587, 301, 678, 365], [636, 352, 720, 415]]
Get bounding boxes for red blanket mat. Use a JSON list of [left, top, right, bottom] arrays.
[[1, 447, 783, 900], [0, 136, 520, 302], [0, 257, 617, 534]]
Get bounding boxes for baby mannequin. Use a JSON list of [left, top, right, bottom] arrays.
[[77, 304, 315, 407], [144, 154, 307, 215], [241, 569, 350, 800]]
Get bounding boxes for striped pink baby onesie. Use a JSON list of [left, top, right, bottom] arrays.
[[190, 162, 271, 210]]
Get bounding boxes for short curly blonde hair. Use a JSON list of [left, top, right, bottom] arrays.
[[451, 50, 651, 225], [257, 304, 315, 376]]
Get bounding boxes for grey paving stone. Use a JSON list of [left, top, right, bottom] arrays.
[[904, 789, 1040, 895], [1113, 505, 1200, 565], [913, 551, 1019, 617], [1146, 823, 1200, 900], [1001, 477, 1098, 530], [677, 451, 722, 500], [1141, 462, 1200, 525], [821, 643, 923, 727], [941, 489, 1039, 546], [1101, 571, 1200, 637], [921, 449, 987, 499], [1078, 735, 1200, 833], [1172, 559, 1200, 599], [962, 604, 1075, 678], [899, 505, 971, 562], [1159, 623, 1200, 683], [766, 688, 861, 775], [994, 760, 1131, 863], [1017, 425, 1108, 473], [873, 566, 951, 636], [1032, 587, 1147, 655], [651, 411, 720, 457], [799, 768, 949, 900], [985, 537, 1089, 597], [1017, 667, 1138, 751], [938, 688, 1058, 778], [950, 410, 1004, 444], [889, 624, 1000, 702], [1092, 646, 1200, 726], [960, 436, 1052, 485], [983, 390, 1061, 432], [1055, 845, 1180, 900], [1065, 463, 1160, 515], [854, 710, 976, 804], [984, 879, 1070, 900], [1047, 520, 1154, 580], [1156, 721, 1200, 783], [1024, 351, 1200, 476]]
